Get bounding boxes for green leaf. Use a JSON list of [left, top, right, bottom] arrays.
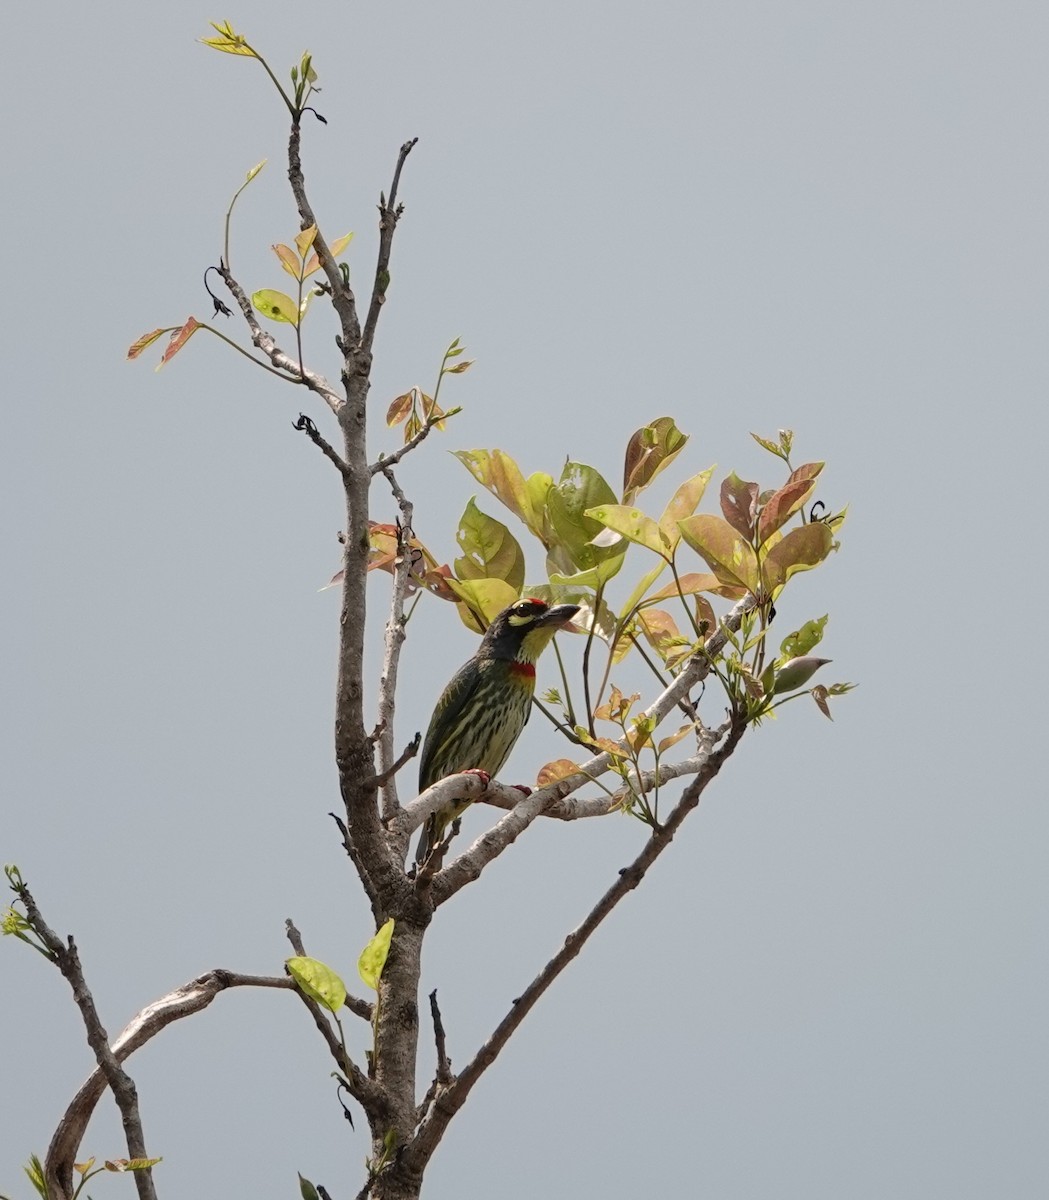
[[719, 472, 759, 539], [287, 956, 347, 1012], [547, 463, 619, 572], [658, 467, 716, 547], [453, 449, 546, 542], [585, 504, 670, 558], [454, 498, 526, 591], [357, 918, 395, 991], [244, 159, 267, 183], [446, 577, 519, 632], [622, 417, 689, 502], [780, 615, 828, 659], [772, 656, 832, 694], [252, 289, 299, 325], [299, 1173, 322, 1200], [617, 560, 669, 620], [677, 514, 760, 592], [757, 473, 819, 544], [547, 551, 625, 590], [750, 431, 786, 460], [761, 522, 833, 593]]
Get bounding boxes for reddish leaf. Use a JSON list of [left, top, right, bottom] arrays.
[[157, 317, 201, 368], [622, 417, 688, 502], [537, 759, 581, 787], [761, 522, 833, 592], [386, 392, 414, 427], [757, 476, 817, 544], [719, 472, 759, 539], [126, 327, 170, 360], [678, 514, 760, 592]]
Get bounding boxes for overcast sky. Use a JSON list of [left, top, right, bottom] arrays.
[[3, 2, 1048, 1198]]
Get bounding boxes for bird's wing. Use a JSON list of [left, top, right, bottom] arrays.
[[417, 657, 481, 789]]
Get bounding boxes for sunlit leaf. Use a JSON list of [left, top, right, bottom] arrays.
[[657, 723, 695, 754], [678, 514, 760, 592], [386, 391, 414, 427], [772, 656, 831, 694], [303, 231, 354, 277], [454, 449, 546, 541], [618, 561, 669, 621], [761, 522, 833, 592], [757, 475, 818, 544], [287, 956, 347, 1012], [623, 417, 689, 502], [780, 615, 828, 659], [454, 498, 526, 591], [547, 551, 625, 590], [200, 21, 257, 55], [252, 289, 299, 324], [547, 462, 619, 571], [126, 327, 170, 360], [536, 759, 580, 787], [636, 609, 682, 660], [658, 467, 716, 547], [446, 576, 519, 632], [719, 472, 759, 539], [295, 224, 318, 257], [571, 594, 618, 645], [444, 359, 475, 375], [156, 317, 201, 369], [642, 572, 728, 604], [273, 243, 300, 278], [584, 504, 670, 558], [750, 431, 785, 459], [74, 1158, 96, 1175], [245, 159, 266, 183], [357, 918, 395, 991]]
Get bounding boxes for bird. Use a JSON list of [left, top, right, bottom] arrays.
[[415, 597, 580, 864]]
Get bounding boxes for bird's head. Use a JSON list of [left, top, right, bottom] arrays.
[[480, 598, 580, 665]]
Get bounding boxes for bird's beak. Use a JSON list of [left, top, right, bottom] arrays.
[[537, 603, 581, 628]]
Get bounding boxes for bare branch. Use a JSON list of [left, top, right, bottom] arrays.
[[287, 122, 361, 351], [374, 467, 415, 823], [217, 264, 345, 414], [361, 138, 419, 358], [294, 413, 350, 477], [11, 881, 160, 1200], [368, 405, 460, 475], [41, 967, 291, 1200], [368, 733, 421, 791], [406, 710, 747, 1173]]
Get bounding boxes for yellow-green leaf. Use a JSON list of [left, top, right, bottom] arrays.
[[761, 522, 833, 593], [547, 463, 619, 572], [252, 289, 299, 325], [454, 498, 526, 591], [200, 21, 257, 56], [585, 504, 670, 558], [454, 449, 545, 541], [245, 159, 267, 182], [642, 572, 726, 604], [658, 467, 716, 547], [446, 577, 519, 632], [678, 514, 760, 592], [357, 918, 395, 991], [295, 224, 318, 257], [287, 956, 347, 1012], [657, 723, 695, 754]]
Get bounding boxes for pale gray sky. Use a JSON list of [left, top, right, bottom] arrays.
[[3, 3, 1047, 1198]]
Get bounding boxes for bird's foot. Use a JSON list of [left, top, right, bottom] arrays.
[[511, 784, 532, 796], [463, 769, 491, 787]]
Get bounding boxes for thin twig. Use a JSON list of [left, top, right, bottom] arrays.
[[12, 880, 160, 1200], [368, 405, 460, 475], [405, 711, 747, 1175], [361, 138, 419, 357], [369, 733, 421, 791], [429, 989, 453, 1084], [294, 413, 351, 477], [217, 263, 344, 414], [287, 121, 361, 351]]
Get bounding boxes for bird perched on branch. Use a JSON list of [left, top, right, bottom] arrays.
[[416, 597, 580, 865]]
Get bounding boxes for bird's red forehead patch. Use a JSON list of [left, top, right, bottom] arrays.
[[509, 660, 536, 678]]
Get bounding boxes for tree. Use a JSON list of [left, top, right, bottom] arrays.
[[3, 25, 850, 1200]]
